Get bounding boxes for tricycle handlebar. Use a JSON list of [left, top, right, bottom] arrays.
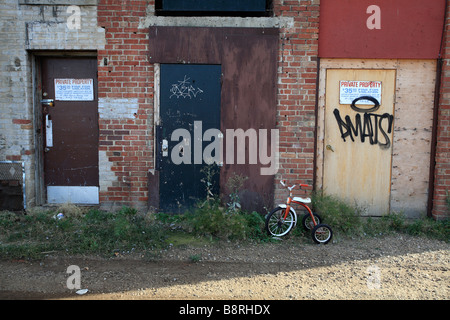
[[280, 180, 310, 190]]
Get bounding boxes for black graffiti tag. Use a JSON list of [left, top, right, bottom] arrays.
[[333, 96, 394, 149]]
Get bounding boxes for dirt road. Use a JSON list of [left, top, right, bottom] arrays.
[[0, 234, 448, 300]]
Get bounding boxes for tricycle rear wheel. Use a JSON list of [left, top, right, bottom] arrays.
[[301, 212, 321, 231], [311, 224, 333, 244]]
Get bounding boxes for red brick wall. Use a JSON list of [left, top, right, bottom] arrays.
[[273, 0, 319, 202], [95, 0, 320, 210], [97, 0, 154, 209], [433, 1, 450, 220], [96, 0, 450, 219]]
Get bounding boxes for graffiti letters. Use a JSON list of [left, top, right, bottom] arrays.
[[170, 75, 204, 99], [333, 96, 394, 149]]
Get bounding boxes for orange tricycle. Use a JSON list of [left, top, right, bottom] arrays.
[[265, 181, 333, 244]]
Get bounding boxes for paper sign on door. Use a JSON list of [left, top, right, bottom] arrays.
[[339, 80, 381, 105], [54, 79, 94, 101]]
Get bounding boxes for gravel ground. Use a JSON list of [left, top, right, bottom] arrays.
[[0, 234, 448, 300]]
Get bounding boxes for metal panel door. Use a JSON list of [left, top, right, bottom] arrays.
[[41, 57, 99, 204], [159, 64, 221, 213], [323, 69, 396, 215]]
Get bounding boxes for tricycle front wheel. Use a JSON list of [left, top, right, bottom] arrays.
[[265, 207, 295, 237]]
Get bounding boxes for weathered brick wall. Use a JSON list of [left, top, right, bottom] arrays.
[[0, 1, 104, 207], [97, 0, 153, 210], [433, 1, 450, 220], [273, 0, 319, 203], [95, 0, 320, 210], [2, 0, 447, 217], [0, 1, 38, 206]]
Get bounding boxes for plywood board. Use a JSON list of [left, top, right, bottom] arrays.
[[317, 59, 436, 217], [323, 69, 396, 215]]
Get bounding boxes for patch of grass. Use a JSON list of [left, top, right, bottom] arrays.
[[311, 192, 449, 242], [185, 198, 266, 241], [165, 231, 214, 247], [311, 191, 363, 237], [189, 254, 202, 263], [381, 212, 449, 242], [1, 194, 447, 260], [0, 206, 167, 260], [0, 201, 268, 260]]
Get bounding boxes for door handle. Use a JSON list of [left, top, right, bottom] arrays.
[[41, 99, 54, 107], [45, 114, 53, 148], [162, 139, 168, 157], [326, 144, 334, 152]]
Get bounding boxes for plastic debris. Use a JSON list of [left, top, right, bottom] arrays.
[[76, 289, 88, 295]]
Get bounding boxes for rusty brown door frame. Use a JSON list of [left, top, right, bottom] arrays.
[[147, 27, 279, 213]]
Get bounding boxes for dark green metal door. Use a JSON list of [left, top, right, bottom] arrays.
[[158, 64, 221, 213]]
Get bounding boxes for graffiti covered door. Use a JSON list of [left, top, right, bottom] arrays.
[[323, 69, 396, 216], [158, 64, 221, 213]]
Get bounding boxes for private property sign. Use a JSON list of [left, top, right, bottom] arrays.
[[54, 78, 94, 101], [339, 80, 381, 105]]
